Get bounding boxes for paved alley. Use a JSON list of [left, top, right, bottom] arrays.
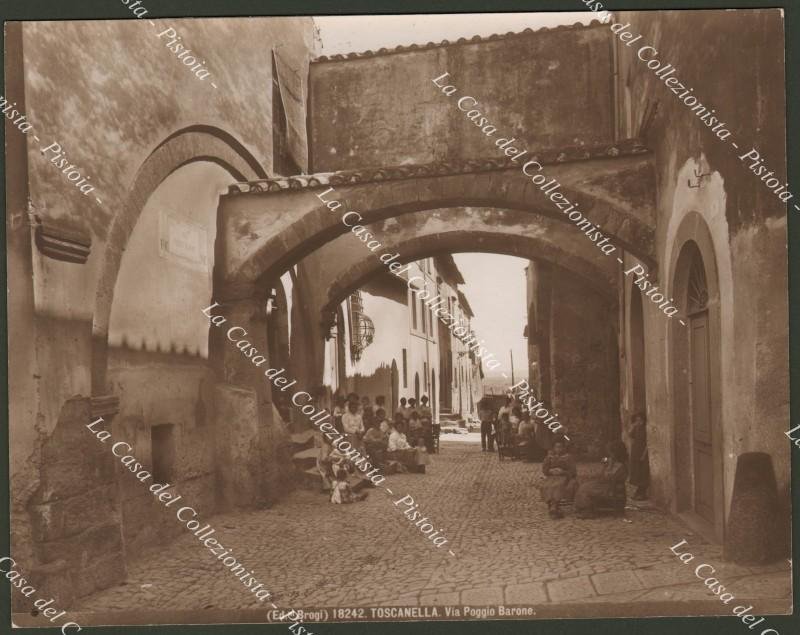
[[72, 438, 791, 624]]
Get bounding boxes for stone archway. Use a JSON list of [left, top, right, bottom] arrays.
[[212, 143, 649, 460], [217, 141, 656, 295], [320, 229, 616, 326], [670, 215, 723, 543], [92, 126, 266, 395], [91, 126, 284, 517]]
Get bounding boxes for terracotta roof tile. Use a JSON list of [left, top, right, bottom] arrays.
[[312, 19, 606, 63]]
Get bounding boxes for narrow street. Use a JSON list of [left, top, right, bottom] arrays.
[[74, 437, 791, 623]]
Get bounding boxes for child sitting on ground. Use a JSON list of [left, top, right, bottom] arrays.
[[329, 458, 368, 504]]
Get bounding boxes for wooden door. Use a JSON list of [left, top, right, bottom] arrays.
[[690, 312, 714, 523]]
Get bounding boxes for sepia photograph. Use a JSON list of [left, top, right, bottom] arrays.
[[3, 3, 795, 632]]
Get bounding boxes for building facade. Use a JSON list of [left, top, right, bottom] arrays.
[[319, 256, 482, 421]]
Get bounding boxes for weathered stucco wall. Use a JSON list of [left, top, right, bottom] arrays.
[[309, 21, 614, 172], [616, 9, 790, 527], [9, 16, 314, 606]]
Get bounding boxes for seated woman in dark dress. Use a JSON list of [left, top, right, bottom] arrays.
[[516, 412, 536, 460], [539, 438, 578, 519], [574, 440, 629, 518], [363, 410, 389, 469]]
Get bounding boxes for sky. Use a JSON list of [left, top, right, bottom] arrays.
[[453, 254, 529, 379], [314, 12, 595, 56], [314, 12, 594, 379]]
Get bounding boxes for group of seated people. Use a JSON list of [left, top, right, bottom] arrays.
[[479, 395, 635, 518], [318, 392, 432, 503], [539, 438, 629, 519], [480, 398, 545, 461]]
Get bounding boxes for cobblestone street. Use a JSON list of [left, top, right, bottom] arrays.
[[74, 438, 791, 623]]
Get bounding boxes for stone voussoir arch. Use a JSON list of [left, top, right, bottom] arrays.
[[91, 125, 267, 394], [320, 230, 619, 329], [219, 139, 657, 292]]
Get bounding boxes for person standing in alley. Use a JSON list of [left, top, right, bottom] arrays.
[[398, 397, 412, 422], [332, 392, 347, 434], [628, 412, 650, 500], [497, 396, 512, 424], [361, 395, 375, 430], [342, 399, 365, 442], [479, 398, 495, 451], [408, 397, 419, 419], [418, 395, 432, 422]]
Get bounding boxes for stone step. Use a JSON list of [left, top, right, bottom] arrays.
[[299, 466, 324, 491], [290, 430, 315, 446], [292, 447, 318, 461], [292, 447, 319, 472]]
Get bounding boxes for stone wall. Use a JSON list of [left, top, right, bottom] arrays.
[[548, 269, 619, 458], [309, 21, 614, 172], [23, 398, 125, 611]]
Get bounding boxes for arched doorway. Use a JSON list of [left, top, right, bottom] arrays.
[[672, 238, 723, 541]]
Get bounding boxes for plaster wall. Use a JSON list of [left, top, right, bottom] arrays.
[[309, 22, 614, 172], [616, 9, 790, 521], [9, 16, 314, 603]]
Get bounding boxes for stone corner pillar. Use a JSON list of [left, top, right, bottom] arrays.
[[23, 395, 126, 611], [209, 291, 291, 511]]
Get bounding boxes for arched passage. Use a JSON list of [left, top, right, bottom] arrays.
[[277, 204, 621, 394], [92, 127, 266, 394], [320, 230, 616, 325], [218, 144, 656, 293]]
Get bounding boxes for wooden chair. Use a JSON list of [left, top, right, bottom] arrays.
[[497, 434, 526, 461]]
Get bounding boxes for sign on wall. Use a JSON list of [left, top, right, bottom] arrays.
[[158, 209, 209, 273]]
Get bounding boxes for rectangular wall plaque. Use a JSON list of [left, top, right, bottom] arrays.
[[158, 209, 209, 273]]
